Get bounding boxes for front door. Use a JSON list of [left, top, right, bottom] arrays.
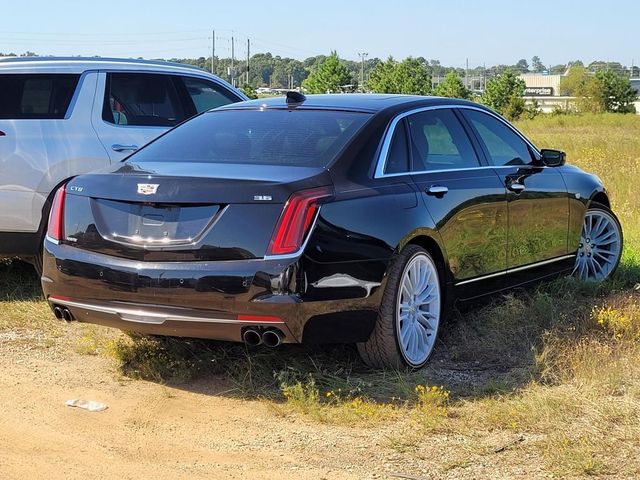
[[460, 109, 569, 272]]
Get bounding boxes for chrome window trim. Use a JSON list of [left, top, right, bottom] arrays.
[[374, 104, 541, 179], [454, 254, 576, 287]]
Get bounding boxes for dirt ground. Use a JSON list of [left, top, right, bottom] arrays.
[[0, 327, 550, 480]]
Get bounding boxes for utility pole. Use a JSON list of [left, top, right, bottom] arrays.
[[211, 30, 215, 74], [246, 38, 250, 85], [483, 62, 486, 92], [358, 52, 368, 92], [465, 57, 469, 89], [231, 35, 235, 86]]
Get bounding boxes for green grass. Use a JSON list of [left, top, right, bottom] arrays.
[[2, 112, 640, 477]]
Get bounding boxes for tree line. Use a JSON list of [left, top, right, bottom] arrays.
[[300, 52, 637, 119], [2, 50, 637, 118]]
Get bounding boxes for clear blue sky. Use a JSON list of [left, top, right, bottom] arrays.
[[2, 0, 638, 68]]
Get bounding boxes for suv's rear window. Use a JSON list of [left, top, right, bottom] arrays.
[[131, 109, 371, 168], [0, 74, 80, 119]]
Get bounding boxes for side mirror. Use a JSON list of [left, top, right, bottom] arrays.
[[540, 149, 566, 167]]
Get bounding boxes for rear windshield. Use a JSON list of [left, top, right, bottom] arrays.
[[130, 109, 371, 168], [0, 74, 80, 119]]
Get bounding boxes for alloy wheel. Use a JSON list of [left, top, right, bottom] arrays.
[[573, 209, 622, 281], [396, 253, 441, 366]]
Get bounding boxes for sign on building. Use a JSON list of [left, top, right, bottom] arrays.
[[524, 87, 554, 96]]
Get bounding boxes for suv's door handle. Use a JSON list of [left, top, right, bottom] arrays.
[[112, 144, 138, 152], [507, 182, 525, 193], [426, 185, 449, 196]]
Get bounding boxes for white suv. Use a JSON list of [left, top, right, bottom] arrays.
[[0, 57, 247, 271]]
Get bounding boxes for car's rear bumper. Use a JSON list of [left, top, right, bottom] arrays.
[[42, 240, 386, 343], [47, 295, 298, 342]]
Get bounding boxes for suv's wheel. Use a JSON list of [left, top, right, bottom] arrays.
[[30, 246, 44, 278], [357, 245, 442, 369], [572, 204, 623, 281]]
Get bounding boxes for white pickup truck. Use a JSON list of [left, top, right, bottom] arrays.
[[0, 57, 247, 271]]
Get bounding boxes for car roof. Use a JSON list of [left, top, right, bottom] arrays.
[[217, 93, 485, 114], [0, 56, 211, 75]]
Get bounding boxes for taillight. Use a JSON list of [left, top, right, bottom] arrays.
[[266, 186, 332, 256], [47, 185, 66, 242]]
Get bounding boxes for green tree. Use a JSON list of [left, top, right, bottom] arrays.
[[302, 51, 354, 93], [594, 70, 637, 113], [549, 64, 567, 75], [560, 65, 590, 96], [514, 59, 529, 73], [433, 72, 471, 99], [368, 57, 432, 95], [240, 84, 258, 99], [481, 69, 526, 120], [562, 67, 637, 113], [531, 55, 546, 73]]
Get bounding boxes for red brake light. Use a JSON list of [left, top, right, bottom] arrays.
[[47, 185, 66, 242], [267, 186, 332, 256]]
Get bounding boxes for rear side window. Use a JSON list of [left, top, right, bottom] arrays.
[[463, 110, 533, 166], [131, 109, 371, 168], [384, 120, 410, 174], [407, 109, 479, 171], [0, 74, 80, 119], [103, 73, 185, 127], [181, 77, 238, 113]]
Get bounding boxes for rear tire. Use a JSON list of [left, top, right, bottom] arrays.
[[357, 245, 443, 369]]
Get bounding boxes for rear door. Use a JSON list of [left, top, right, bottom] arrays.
[[459, 108, 569, 272], [92, 72, 243, 162], [92, 72, 184, 161], [402, 107, 508, 296]]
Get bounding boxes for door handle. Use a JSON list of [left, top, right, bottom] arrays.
[[507, 182, 525, 193], [111, 144, 139, 152], [426, 185, 449, 196]]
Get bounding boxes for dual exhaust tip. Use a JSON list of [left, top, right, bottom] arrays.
[[242, 328, 283, 348], [53, 306, 75, 322]]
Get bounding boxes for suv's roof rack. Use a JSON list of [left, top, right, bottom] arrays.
[[0, 56, 205, 72]]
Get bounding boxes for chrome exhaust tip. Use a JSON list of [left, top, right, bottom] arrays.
[[53, 306, 63, 320], [242, 328, 262, 347], [61, 308, 74, 322], [262, 329, 283, 348]]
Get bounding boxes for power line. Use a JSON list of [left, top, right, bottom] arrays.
[[0, 29, 211, 37]]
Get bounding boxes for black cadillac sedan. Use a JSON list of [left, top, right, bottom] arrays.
[[42, 93, 623, 368]]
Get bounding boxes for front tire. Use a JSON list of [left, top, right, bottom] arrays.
[[572, 204, 623, 282], [357, 245, 443, 369]]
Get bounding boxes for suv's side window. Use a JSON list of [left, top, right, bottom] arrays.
[[102, 73, 185, 127], [0, 74, 80, 119], [180, 77, 238, 113], [384, 119, 410, 175], [407, 109, 480, 171], [463, 109, 534, 166]]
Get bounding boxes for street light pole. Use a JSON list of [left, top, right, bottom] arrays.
[[358, 52, 368, 92]]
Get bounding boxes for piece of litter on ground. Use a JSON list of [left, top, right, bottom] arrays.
[[65, 399, 108, 412]]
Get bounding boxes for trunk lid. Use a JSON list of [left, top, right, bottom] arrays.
[[63, 162, 331, 262]]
